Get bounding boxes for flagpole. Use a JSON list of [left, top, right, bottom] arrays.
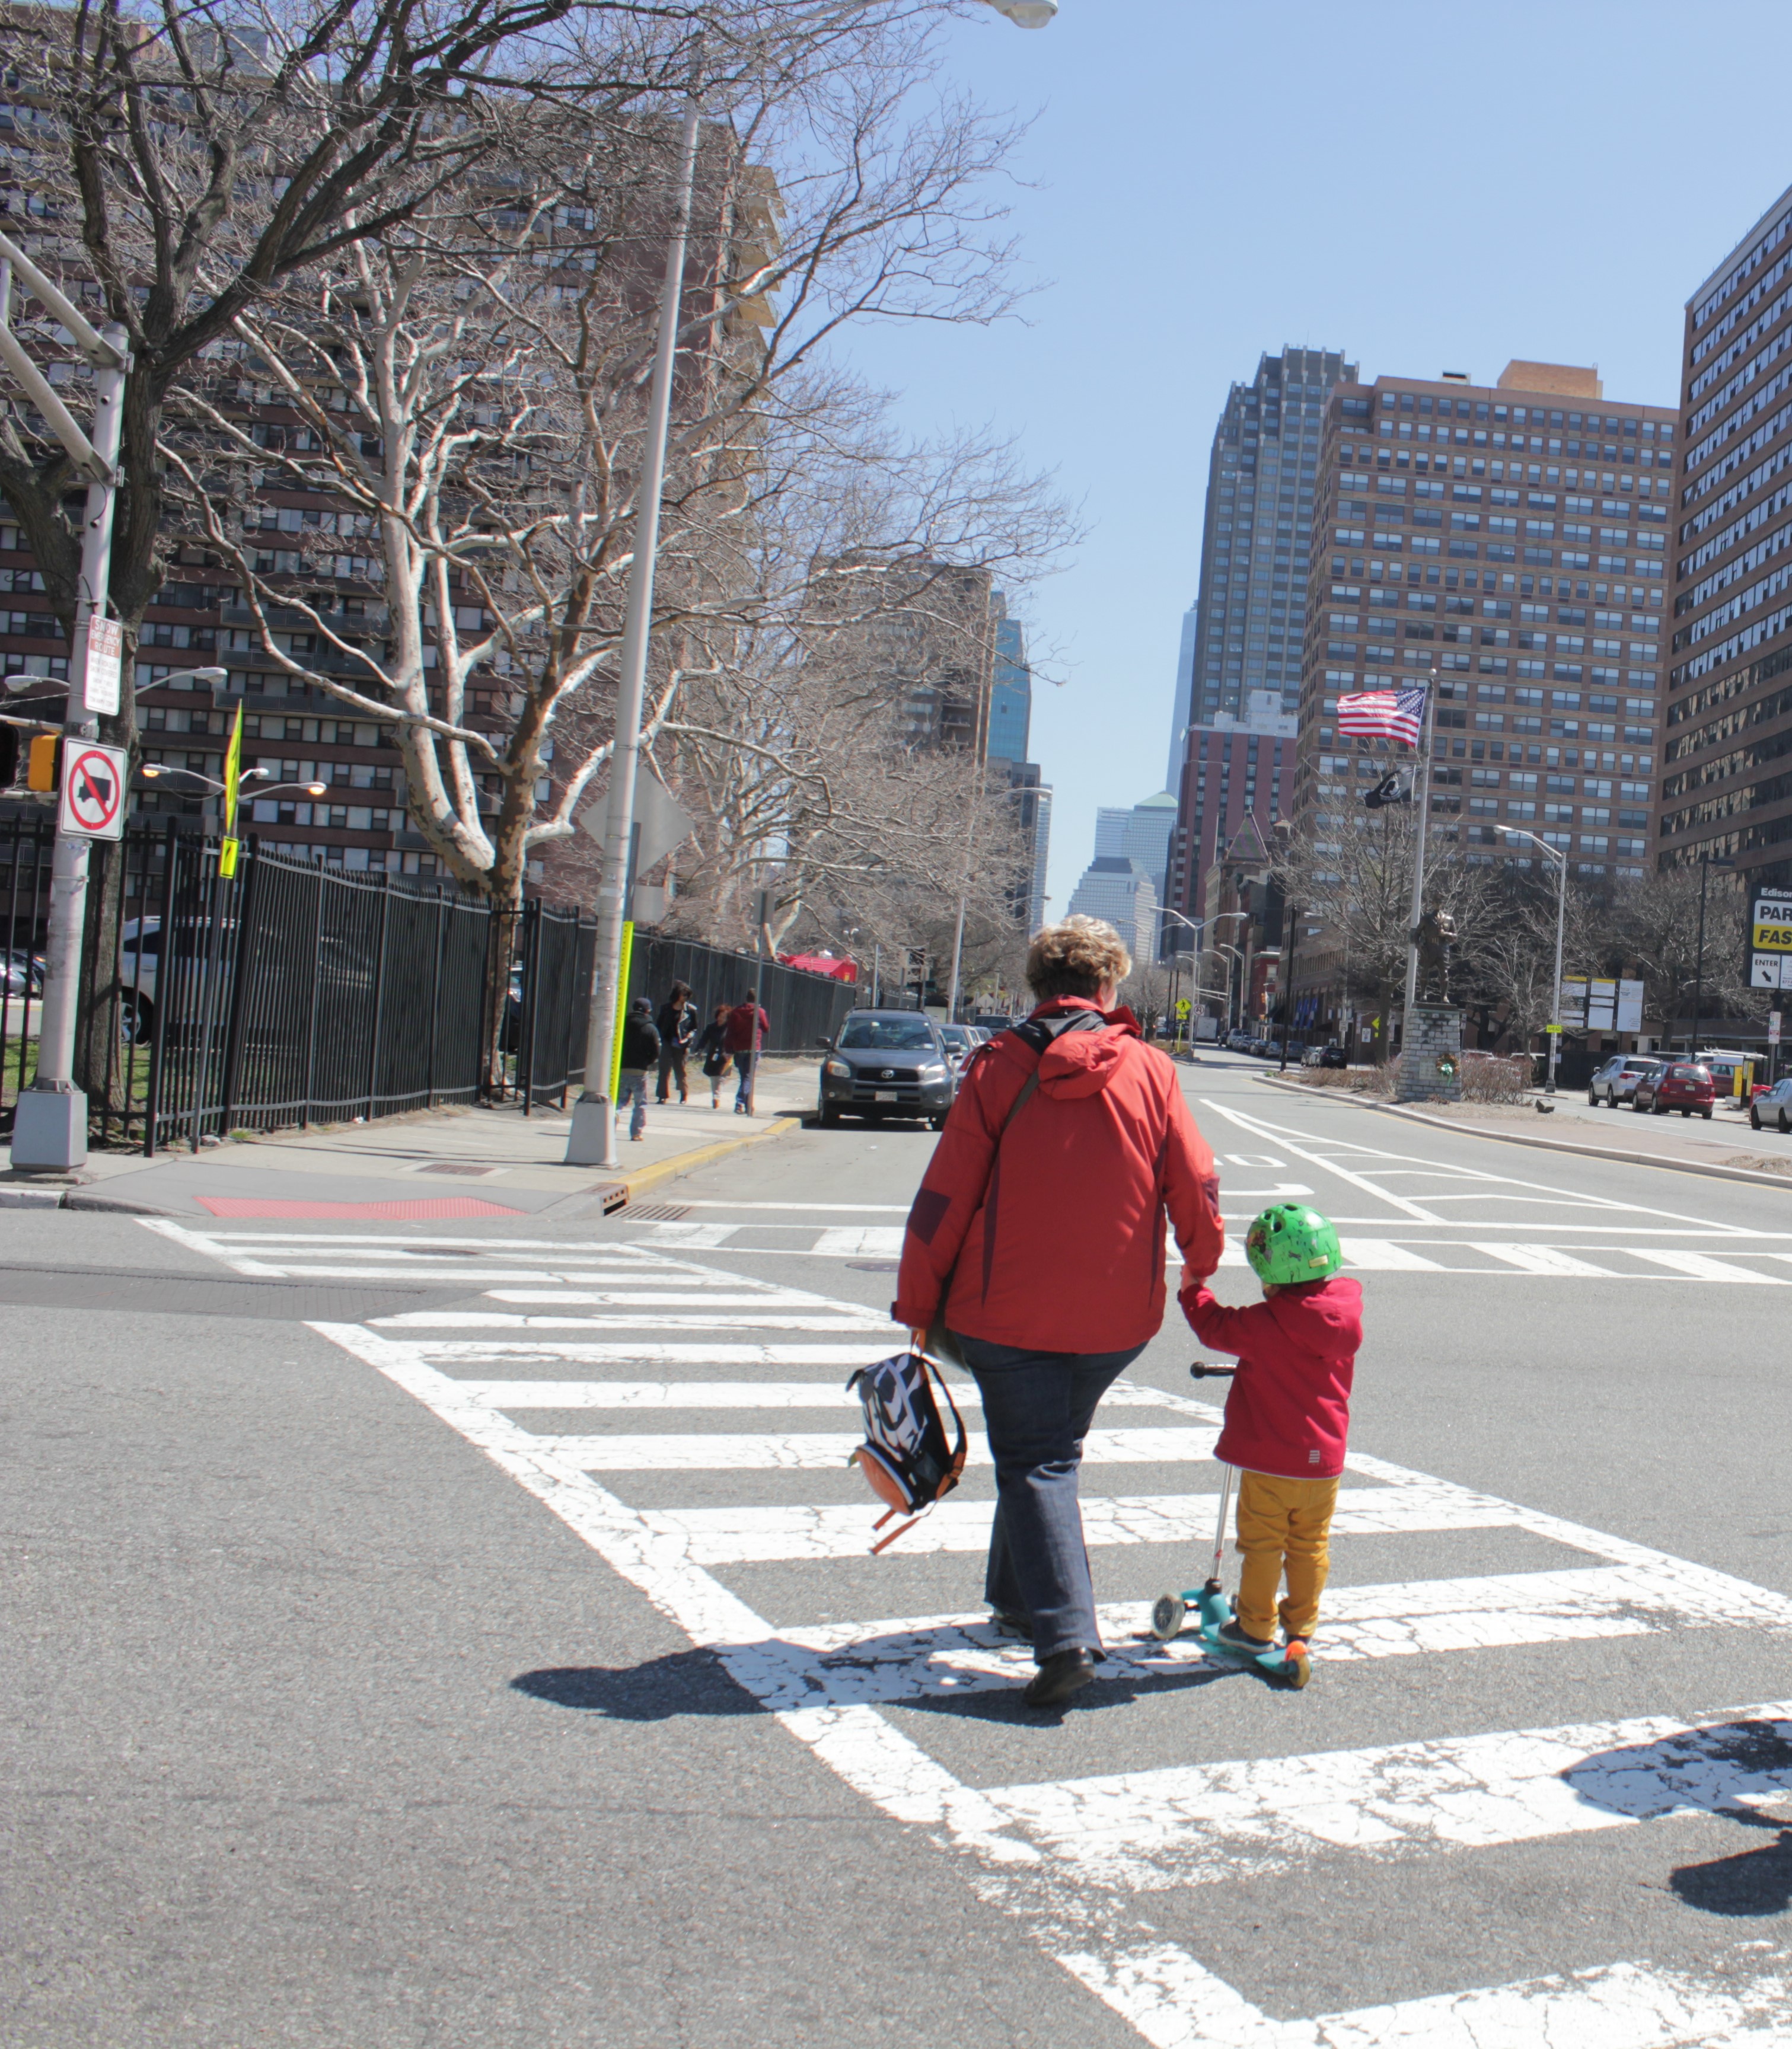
[[1398, 666, 1439, 1061]]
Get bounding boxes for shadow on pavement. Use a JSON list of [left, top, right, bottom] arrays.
[[513, 1650, 761, 1720], [1672, 1821, 1792, 1917]]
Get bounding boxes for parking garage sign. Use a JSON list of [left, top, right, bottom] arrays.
[[1749, 887, 1792, 989]]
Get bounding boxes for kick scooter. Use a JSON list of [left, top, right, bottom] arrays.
[[1146, 1363, 1312, 1690]]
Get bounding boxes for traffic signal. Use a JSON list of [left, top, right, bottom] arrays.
[[25, 730, 60, 792]]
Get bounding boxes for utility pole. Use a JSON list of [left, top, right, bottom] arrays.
[[1397, 668, 1440, 1067], [566, 63, 704, 1171], [1, 231, 129, 1172]]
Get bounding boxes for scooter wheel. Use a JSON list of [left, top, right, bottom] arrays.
[[1149, 1594, 1187, 1642], [1282, 1649, 1312, 1690]]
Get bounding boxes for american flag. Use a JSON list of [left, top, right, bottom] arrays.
[[1335, 685, 1427, 746]]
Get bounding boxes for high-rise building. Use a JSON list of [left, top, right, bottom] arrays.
[[1066, 853, 1158, 967], [1296, 361, 1674, 885], [1165, 602, 1199, 791], [1095, 790, 1178, 881], [988, 601, 1031, 764], [1183, 346, 1358, 730], [981, 595, 1050, 933], [1662, 186, 1792, 901], [1163, 691, 1296, 954]]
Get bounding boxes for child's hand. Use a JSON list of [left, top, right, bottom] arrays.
[[1180, 1262, 1214, 1294]]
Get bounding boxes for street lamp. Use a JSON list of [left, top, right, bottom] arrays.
[[139, 765, 329, 802], [1215, 941, 1245, 1035], [1, 230, 129, 1172], [1497, 824, 1568, 1094], [5, 662, 227, 701], [566, 1, 1056, 1169], [1688, 849, 1736, 1058]]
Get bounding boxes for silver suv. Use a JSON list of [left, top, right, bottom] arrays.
[[1587, 1054, 1661, 1108]]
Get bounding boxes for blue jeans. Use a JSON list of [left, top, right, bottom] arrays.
[[617, 1069, 649, 1140], [956, 1334, 1147, 1663]]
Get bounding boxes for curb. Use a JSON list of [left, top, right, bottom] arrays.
[[615, 1114, 802, 1202], [1252, 1073, 1792, 1191], [0, 1185, 174, 1214]]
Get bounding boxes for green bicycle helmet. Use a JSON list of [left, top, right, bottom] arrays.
[[1245, 1202, 1343, 1287]]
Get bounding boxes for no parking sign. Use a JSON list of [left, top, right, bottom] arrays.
[[58, 741, 127, 841]]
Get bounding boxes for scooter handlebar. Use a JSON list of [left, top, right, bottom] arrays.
[[1189, 1361, 1236, 1380]]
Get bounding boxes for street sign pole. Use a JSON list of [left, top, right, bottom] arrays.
[[10, 283, 129, 1171]]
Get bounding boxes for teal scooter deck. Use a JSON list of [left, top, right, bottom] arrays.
[[1146, 1364, 1312, 1690]]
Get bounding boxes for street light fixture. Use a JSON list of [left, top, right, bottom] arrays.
[[1497, 824, 1568, 1094], [566, 0, 1057, 1168], [139, 765, 329, 801], [1215, 941, 1246, 1035]]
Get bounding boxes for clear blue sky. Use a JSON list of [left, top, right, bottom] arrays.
[[835, 0, 1792, 923]]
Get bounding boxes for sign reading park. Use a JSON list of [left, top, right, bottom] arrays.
[[1749, 888, 1792, 990]]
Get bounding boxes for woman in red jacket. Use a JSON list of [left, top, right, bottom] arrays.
[[895, 917, 1226, 1708]]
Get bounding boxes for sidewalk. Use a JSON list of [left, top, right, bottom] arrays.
[[0, 1059, 820, 1218]]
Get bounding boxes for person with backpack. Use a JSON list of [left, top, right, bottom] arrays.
[[617, 996, 661, 1142], [655, 981, 696, 1103], [894, 915, 1226, 1709]]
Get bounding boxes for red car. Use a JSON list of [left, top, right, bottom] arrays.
[[1632, 1061, 1716, 1118]]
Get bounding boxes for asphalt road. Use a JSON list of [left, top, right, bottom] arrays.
[[5, 1051, 1792, 2045]]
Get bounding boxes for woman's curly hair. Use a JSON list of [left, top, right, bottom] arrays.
[[1025, 915, 1133, 1001]]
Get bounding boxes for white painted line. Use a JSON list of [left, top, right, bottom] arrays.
[[1471, 1242, 1622, 1277], [1628, 1249, 1783, 1284], [398, 1339, 901, 1367], [446, 1379, 1204, 1414], [811, 1225, 907, 1256], [1338, 1239, 1445, 1272], [631, 1221, 744, 1247], [634, 1485, 1513, 1566], [372, 1312, 892, 1333], [1062, 1936, 1792, 2049], [1200, 1098, 1447, 1225], [479, 1289, 862, 1307], [680, 1201, 913, 1213], [538, 1426, 1221, 1472]]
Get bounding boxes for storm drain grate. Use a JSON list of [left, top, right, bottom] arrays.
[[627, 1201, 691, 1222], [416, 1161, 506, 1178]]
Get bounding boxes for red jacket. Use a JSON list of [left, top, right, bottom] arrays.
[[723, 1002, 769, 1055], [894, 999, 1226, 1354], [1182, 1277, 1362, 1480]]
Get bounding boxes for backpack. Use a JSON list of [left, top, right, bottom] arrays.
[[845, 1345, 968, 1554]]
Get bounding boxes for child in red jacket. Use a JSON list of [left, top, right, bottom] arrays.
[[1181, 1203, 1362, 1658]]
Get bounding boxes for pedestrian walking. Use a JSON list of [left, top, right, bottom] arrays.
[[724, 988, 770, 1115], [695, 1002, 731, 1109], [655, 981, 696, 1103], [617, 996, 661, 1143], [1181, 1205, 1361, 1672], [894, 915, 1226, 1709]]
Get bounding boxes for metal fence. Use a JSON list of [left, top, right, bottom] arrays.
[[0, 814, 862, 1147]]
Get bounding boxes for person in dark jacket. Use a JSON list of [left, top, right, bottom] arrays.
[[656, 982, 696, 1103], [1182, 1204, 1362, 1662], [617, 996, 661, 1142], [894, 915, 1226, 1709], [694, 1002, 731, 1109]]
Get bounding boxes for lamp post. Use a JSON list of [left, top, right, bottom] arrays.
[[1, 231, 129, 1172], [1158, 906, 1204, 1053], [1396, 666, 1441, 1071], [1497, 824, 1568, 1094], [1216, 942, 1245, 1035], [1688, 849, 1735, 1058]]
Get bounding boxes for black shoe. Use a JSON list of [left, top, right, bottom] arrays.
[[1023, 1648, 1096, 1708], [987, 1608, 1033, 1642], [1216, 1618, 1274, 1652]]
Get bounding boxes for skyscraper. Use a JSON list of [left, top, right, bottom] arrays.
[[1663, 185, 1792, 902], [983, 595, 1051, 934], [1295, 362, 1673, 885], [1182, 346, 1358, 729]]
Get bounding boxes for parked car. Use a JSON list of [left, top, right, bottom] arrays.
[[1303, 1042, 1348, 1070], [1587, 1054, 1662, 1108], [970, 1012, 1013, 1033], [1749, 1077, 1792, 1132], [817, 1009, 955, 1129], [1632, 1060, 1716, 1118], [1696, 1049, 1755, 1101], [935, 1022, 980, 1070]]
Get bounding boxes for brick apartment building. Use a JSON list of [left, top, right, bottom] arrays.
[[1662, 182, 1792, 908]]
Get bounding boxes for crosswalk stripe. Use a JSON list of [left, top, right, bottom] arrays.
[[372, 1312, 894, 1332], [445, 1379, 1201, 1413], [812, 1225, 905, 1255], [1628, 1247, 1784, 1283], [480, 1289, 870, 1307], [536, 1426, 1221, 1472], [1339, 1238, 1445, 1271], [1471, 1242, 1622, 1276], [978, 1700, 1792, 1883], [398, 1338, 898, 1366], [635, 1485, 1516, 1565]]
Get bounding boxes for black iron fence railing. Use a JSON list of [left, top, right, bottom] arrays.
[[0, 814, 862, 1146]]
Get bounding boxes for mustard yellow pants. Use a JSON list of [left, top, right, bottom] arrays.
[[1235, 1469, 1340, 1643]]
